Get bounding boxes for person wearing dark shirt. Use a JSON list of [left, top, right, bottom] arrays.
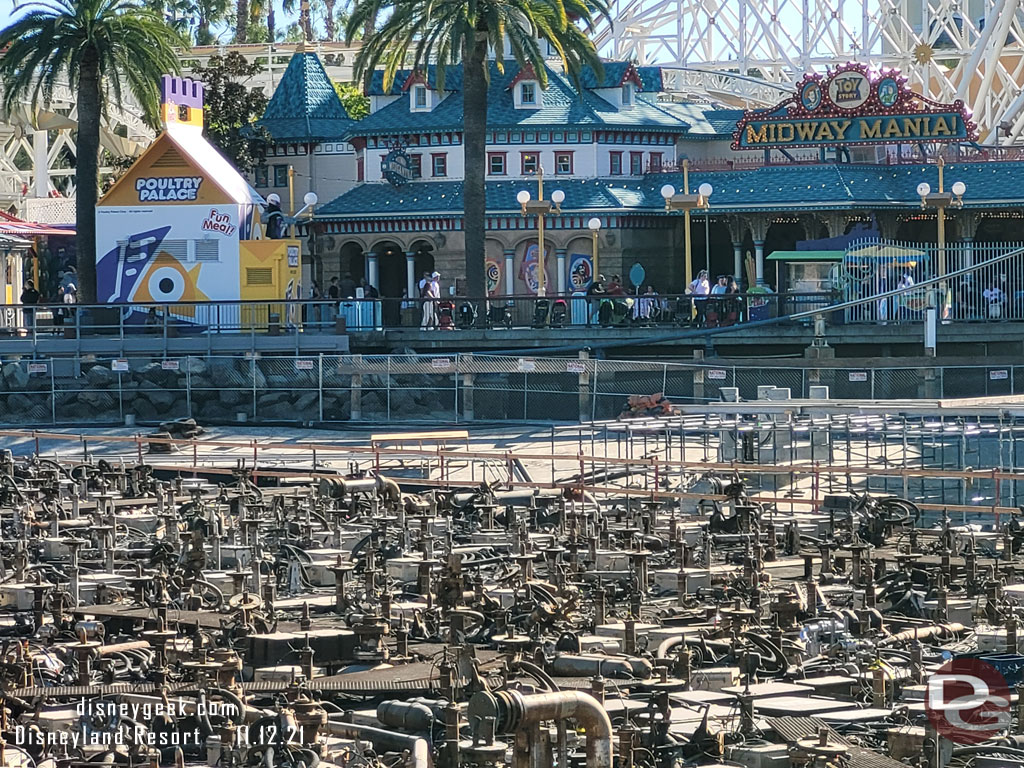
[[327, 277, 340, 300], [360, 278, 379, 298], [20, 280, 39, 333], [262, 193, 286, 239], [338, 273, 357, 299]]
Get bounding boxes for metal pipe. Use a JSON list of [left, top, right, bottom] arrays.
[[324, 719, 431, 768], [470, 690, 612, 768]]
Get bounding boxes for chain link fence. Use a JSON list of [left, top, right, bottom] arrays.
[[0, 354, 1021, 426]]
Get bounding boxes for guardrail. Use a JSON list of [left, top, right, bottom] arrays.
[[0, 292, 843, 337]]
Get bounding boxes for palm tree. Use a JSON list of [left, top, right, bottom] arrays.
[[0, 0, 186, 304], [346, 0, 610, 298], [235, 0, 249, 41]]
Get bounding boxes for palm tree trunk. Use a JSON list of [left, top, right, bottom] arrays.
[[76, 48, 101, 304], [235, 0, 248, 41], [268, 2, 276, 42], [323, 0, 336, 40], [301, 1, 312, 40], [462, 35, 488, 299]]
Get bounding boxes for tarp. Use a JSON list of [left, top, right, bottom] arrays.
[[767, 250, 844, 262], [845, 243, 925, 265]]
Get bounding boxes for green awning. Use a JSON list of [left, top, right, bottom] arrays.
[[766, 250, 845, 262]]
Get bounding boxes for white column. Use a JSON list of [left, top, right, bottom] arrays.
[[365, 251, 379, 290], [963, 237, 974, 268], [556, 248, 567, 294], [733, 243, 743, 285], [503, 248, 515, 295], [754, 240, 765, 285], [32, 130, 48, 198], [405, 252, 416, 299]]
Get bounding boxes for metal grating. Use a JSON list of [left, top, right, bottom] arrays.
[[766, 716, 907, 768]]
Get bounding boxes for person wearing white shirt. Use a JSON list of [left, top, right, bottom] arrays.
[[688, 269, 710, 327], [984, 283, 1006, 320]]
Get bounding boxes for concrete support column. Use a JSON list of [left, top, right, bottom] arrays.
[[503, 248, 515, 296], [963, 237, 974, 269], [350, 355, 362, 420], [754, 241, 765, 285], [32, 130, 48, 198], [405, 252, 416, 300], [556, 248, 567, 295], [577, 350, 591, 422], [732, 243, 743, 284], [365, 252, 379, 290], [462, 353, 475, 421]]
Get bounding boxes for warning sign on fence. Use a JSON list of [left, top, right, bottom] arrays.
[[707, 369, 727, 380], [567, 360, 586, 374], [295, 359, 315, 371], [518, 358, 537, 373], [431, 358, 451, 369], [990, 369, 1009, 380], [111, 359, 129, 372], [849, 371, 868, 382], [27, 363, 46, 374], [161, 360, 179, 371]]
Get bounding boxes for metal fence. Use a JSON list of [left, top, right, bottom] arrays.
[[0, 353, 1021, 426], [842, 239, 1024, 323]]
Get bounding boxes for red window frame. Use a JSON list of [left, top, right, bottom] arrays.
[[431, 153, 447, 177], [649, 152, 662, 172], [409, 154, 422, 178], [488, 152, 507, 176], [609, 151, 623, 175], [555, 151, 574, 175], [629, 151, 643, 175], [521, 152, 539, 175]]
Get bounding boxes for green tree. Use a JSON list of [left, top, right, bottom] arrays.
[[191, 52, 269, 172], [0, 0, 186, 304], [345, 0, 609, 297], [333, 81, 369, 119]]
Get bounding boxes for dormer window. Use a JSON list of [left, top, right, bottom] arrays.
[[521, 82, 536, 105], [411, 84, 430, 111], [621, 83, 634, 107]]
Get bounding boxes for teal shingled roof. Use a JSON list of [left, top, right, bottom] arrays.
[[258, 52, 353, 142], [316, 162, 1024, 219], [348, 62, 691, 138]]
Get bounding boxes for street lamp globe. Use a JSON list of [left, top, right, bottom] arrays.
[[917, 182, 931, 197], [588, 217, 602, 231], [951, 181, 966, 196], [303, 192, 318, 207], [551, 189, 565, 205], [660, 184, 676, 200], [698, 182, 713, 198], [516, 190, 531, 205]]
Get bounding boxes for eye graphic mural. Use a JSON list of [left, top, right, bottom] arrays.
[[96, 226, 172, 303], [133, 252, 210, 309]]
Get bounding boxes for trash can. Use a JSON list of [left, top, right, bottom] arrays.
[[268, 313, 280, 336]]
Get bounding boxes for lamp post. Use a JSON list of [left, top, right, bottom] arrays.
[[517, 165, 565, 297], [660, 161, 712, 293], [588, 217, 602, 278], [699, 182, 714, 275], [917, 158, 965, 327]]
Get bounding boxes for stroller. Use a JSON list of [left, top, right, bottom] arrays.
[[489, 302, 513, 329], [550, 298, 568, 328], [532, 299, 550, 328], [438, 300, 455, 330], [458, 302, 478, 329]]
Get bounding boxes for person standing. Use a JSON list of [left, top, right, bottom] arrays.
[[20, 279, 39, 334], [338, 272, 357, 299], [689, 269, 710, 327]]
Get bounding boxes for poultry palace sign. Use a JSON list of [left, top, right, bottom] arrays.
[[732, 64, 977, 150]]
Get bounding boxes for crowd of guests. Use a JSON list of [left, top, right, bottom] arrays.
[[17, 266, 78, 333]]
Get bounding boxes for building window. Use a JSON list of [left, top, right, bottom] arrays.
[[432, 153, 447, 177], [413, 84, 428, 110], [629, 152, 643, 175], [273, 164, 288, 187], [555, 151, 573, 175], [356, 157, 364, 182], [488, 153, 506, 175], [609, 152, 622, 175], [410, 154, 422, 178], [622, 83, 634, 106], [255, 166, 269, 187], [521, 152, 539, 175], [520, 81, 537, 105], [649, 152, 662, 172]]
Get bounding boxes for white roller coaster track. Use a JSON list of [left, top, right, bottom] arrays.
[[597, 0, 1024, 143]]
